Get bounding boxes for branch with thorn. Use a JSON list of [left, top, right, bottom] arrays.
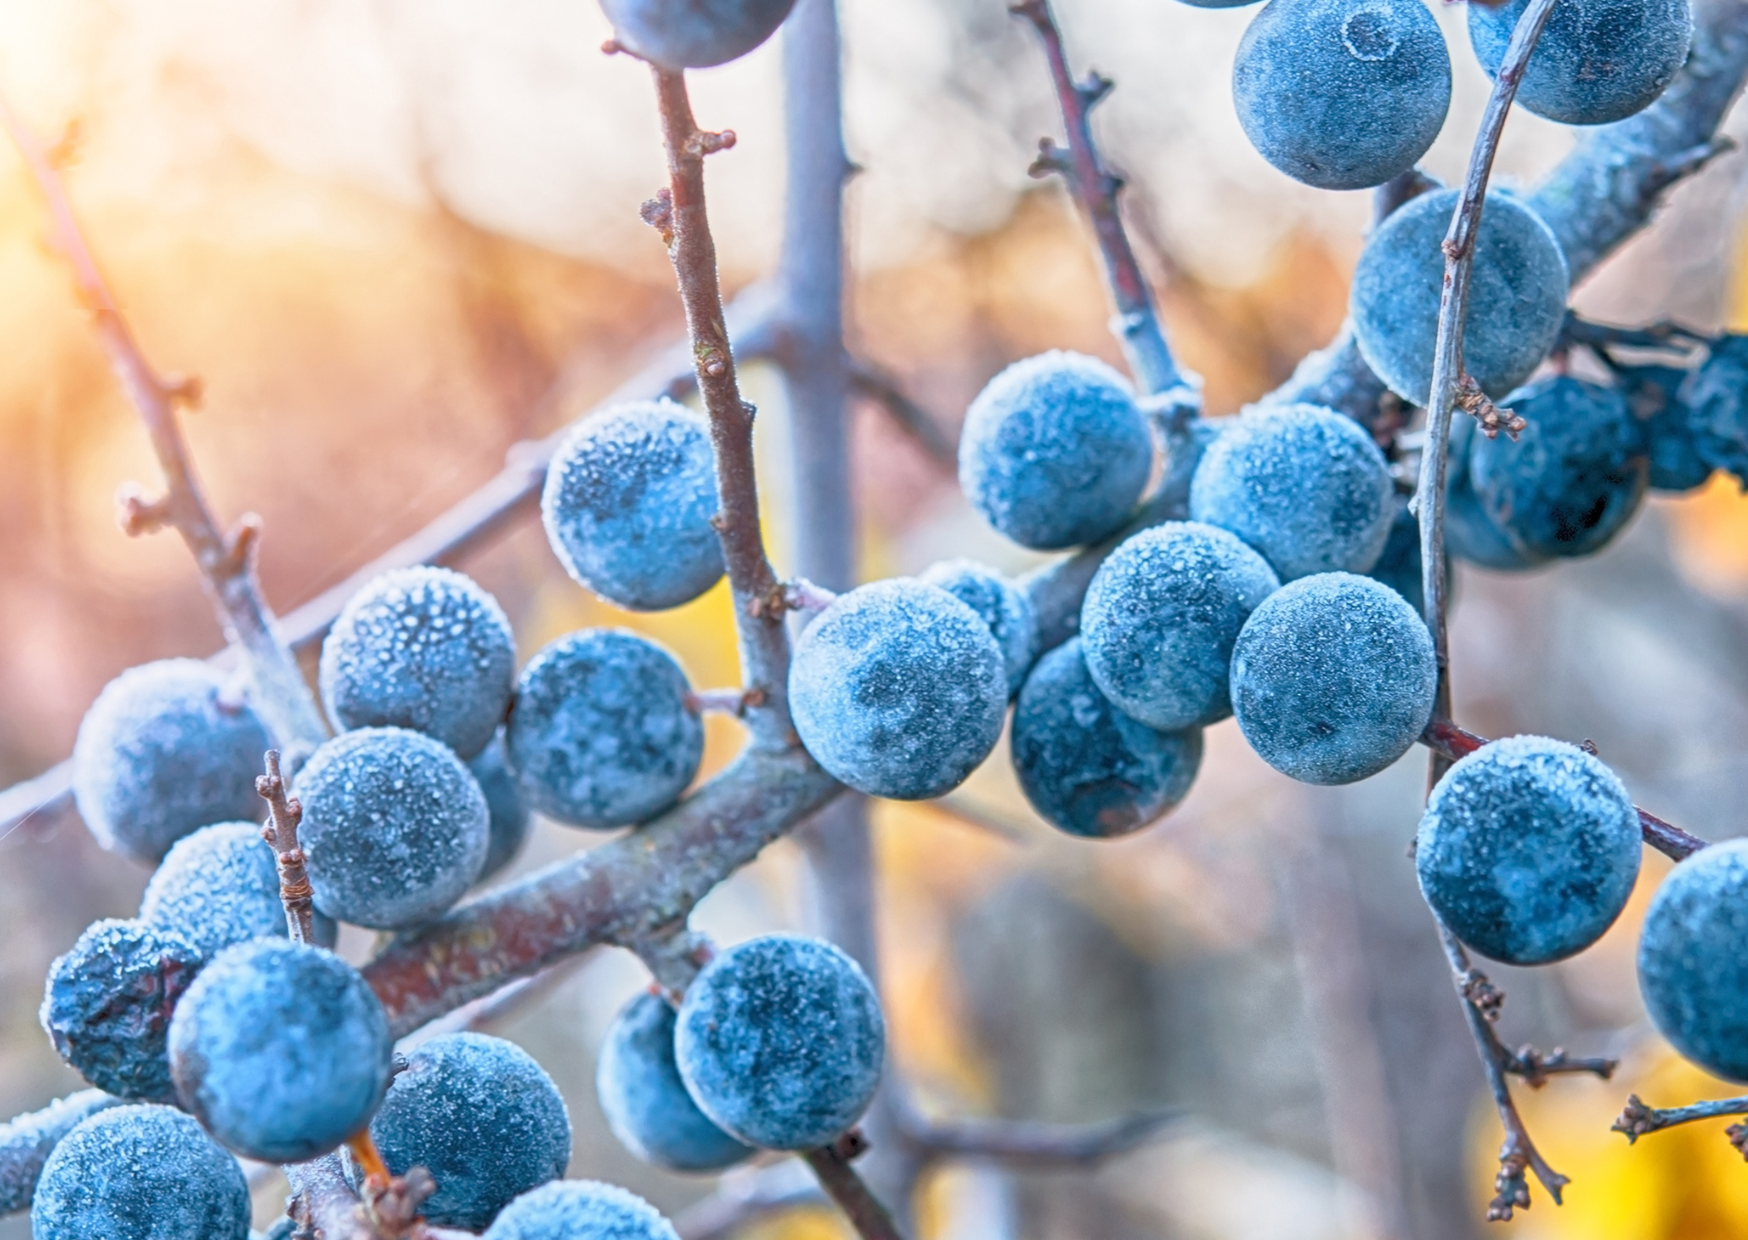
[[1454, 374, 1527, 440]]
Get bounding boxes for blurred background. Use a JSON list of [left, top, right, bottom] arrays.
[[1, 1, 1747, 1238]]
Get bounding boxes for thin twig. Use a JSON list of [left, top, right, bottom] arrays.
[[1613, 1093, 1748, 1153], [892, 1099, 1178, 1167], [647, 67, 793, 750], [847, 358, 956, 467], [1010, 0, 1180, 396], [801, 1134, 906, 1240], [0, 92, 327, 758], [675, 1161, 826, 1240], [257, 749, 316, 944]]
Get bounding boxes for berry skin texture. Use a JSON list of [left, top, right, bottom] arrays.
[[343, 1033, 572, 1231], [1011, 639, 1204, 839], [597, 991, 754, 1173], [1231, 573, 1436, 785], [319, 566, 516, 761], [597, 0, 798, 70], [1679, 335, 1748, 483], [1470, 0, 1691, 126], [140, 821, 336, 957], [919, 559, 1040, 696], [1468, 375, 1649, 560], [958, 351, 1153, 551], [1619, 365, 1711, 493], [31, 1105, 250, 1240], [1444, 417, 1546, 572], [1082, 522, 1280, 729], [71, 659, 271, 863], [1189, 404, 1395, 581], [788, 579, 1008, 800], [507, 630, 704, 829], [541, 399, 724, 611], [1416, 736, 1641, 965], [169, 939, 392, 1162], [470, 731, 532, 883], [1639, 839, 1748, 1082], [296, 727, 489, 929], [1232, 0, 1452, 190], [40, 920, 204, 1103], [482, 1180, 680, 1240], [675, 934, 885, 1151], [1351, 189, 1569, 407]]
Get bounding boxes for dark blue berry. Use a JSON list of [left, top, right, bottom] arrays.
[[788, 579, 1007, 800], [1417, 736, 1641, 965], [1351, 189, 1569, 406], [507, 630, 704, 828], [919, 559, 1040, 696], [71, 660, 270, 863], [1680, 335, 1748, 482], [1365, 497, 1447, 615], [296, 727, 489, 929], [1468, 375, 1648, 560], [344, 1033, 571, 1230], [1639, 839, 1748, 1082], [140, 822, 335, 957], [1011, 639, 1203, 839], [169, 939, 393, 1162], [1470, 0, 1691, 125], [1189, 404, 1395, 581], [1231, 573, 1436, 784], [482, 1180, 680, 1240], [541, 399, 724, 611], [958, 352, 1153, 551], [31, 1105, 249, 1240], [1081, 522, 1280, 729], [1618, 365, 1711, 492], [40, 920, 203, 1103], [1444, 416, 1546, 572], [470, 730, 532, 883], [597, 0, 798, 69], [1233, 0, 1452, 190], [675, 935, 885, 1150], [597, 991, 753, 1173], [319, 567, 515, 760]]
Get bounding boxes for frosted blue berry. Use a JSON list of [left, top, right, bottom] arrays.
[[71, 659, 270, 863], [343, 1033, 571, 1231], [507, 630, 703, 829], [470, 731, 532, 883], [541, 399, 724, 611], [597, 0, 797, 70], [597, 991, 754, 1173], [1233, 0, 1452, 190], [482, 1180, 680, 1240], [1468, 375, 1648, 560], [1012, 639, 1203, 839], [1470, 0, 1691, 126], [1619, 365, 1711, 492], [40, 920, 203, 1103], [919, 559, 1039, 695], [1189, 404, 1394, 581], [958, 351, 1152, 551], [789, 579, 1007, 800], [140, 822, 335, 957], [1351, 189, 1569, 406], [1444, 416, 1546, 571], [1417, 736, 1641, 965], [1231, 572, 1436, 784], [1679, 335, 1748, 482], [319, 566, 514, 761], [296, 727, 488, 929], [1082, 522, 1280, 729], [675, 934, 885, 1151], [169, 939, 392, 1162], [1639, 839, 1748, 1082], [31, 1105, 249, 1240]]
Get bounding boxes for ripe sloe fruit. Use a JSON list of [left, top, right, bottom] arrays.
[[541, 399, 724, 611], [788, 579, 1007, 800], [482, 1180, 680, 1240], [1470, 0, 1691, 125], [1444, 416, 1546, 572], [140, 822, 336, 957], [1639, 839, 1748, 1082], [598, 0, 798, 70], [507, 630, 704, 828], [919, 559, 1040, 696], [1417, 736, 1641, 964], [675, 934, 885, 1150], [470, 731, 532, 883], [1618, 365, 1711, 493], [1011, 638, 1203, 839], [1231, 573, 1436, 784], [1679, 335, 1748, 482], [71, 659, 270, 863], [959, 351, 1152, 551]]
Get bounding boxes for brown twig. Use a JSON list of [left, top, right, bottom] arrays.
[[802, 1133, 906, 1240], [257, 749, 317, 944], [1454, 375, 1527, 441], [1613, 1093, 1748, 1154], [647, 67, 793, 751], [892, 1099, 1178, 1167], [285, 1153, 462, 1240], [1010, 0, 1180, 396], [0, 92, 328, 759]]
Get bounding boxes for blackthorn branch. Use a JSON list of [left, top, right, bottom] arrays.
[[1612, 1093, 1748, 1148], [257, 750, 317, 945]]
